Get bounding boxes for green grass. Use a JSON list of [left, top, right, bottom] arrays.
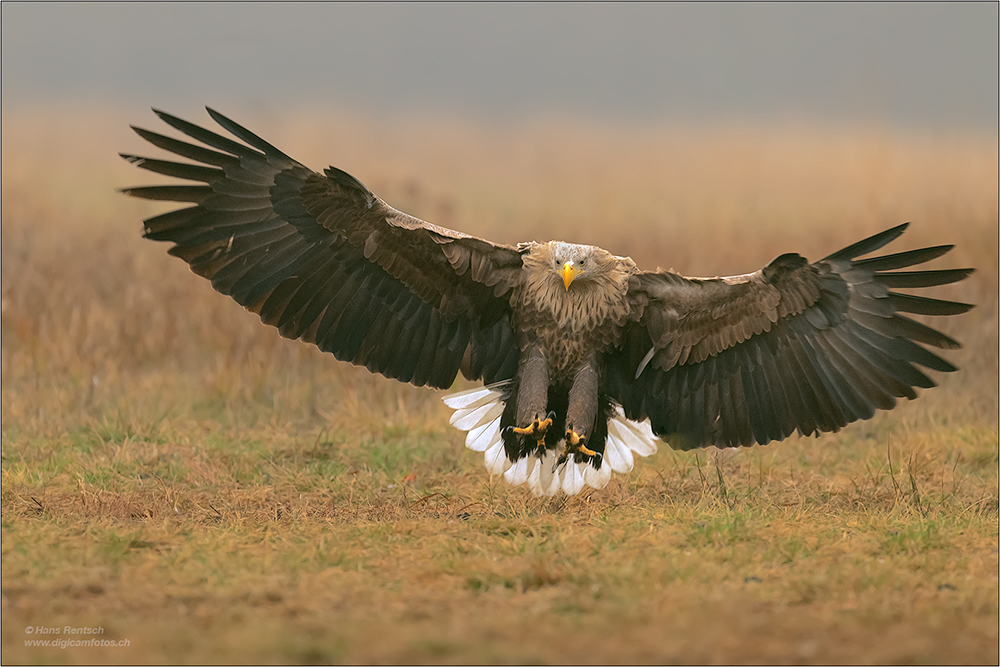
[[2, 105, 997, 664]]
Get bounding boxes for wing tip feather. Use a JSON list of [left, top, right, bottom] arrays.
[[824, 222, 910, 263]]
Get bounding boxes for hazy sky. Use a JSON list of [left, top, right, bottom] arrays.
[[2, 2, 997, 128]]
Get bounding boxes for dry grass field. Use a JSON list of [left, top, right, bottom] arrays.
[[2, 104, 997, 664]]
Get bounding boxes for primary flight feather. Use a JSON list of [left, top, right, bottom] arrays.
[[122, 108, 974, 496]]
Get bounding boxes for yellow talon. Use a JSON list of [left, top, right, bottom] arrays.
[[512, 416, 553, 439], [565, 429, 598, 457]]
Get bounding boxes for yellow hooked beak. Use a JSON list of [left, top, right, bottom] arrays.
[[560, 261, 582, 290]]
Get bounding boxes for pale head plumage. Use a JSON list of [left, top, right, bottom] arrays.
[[517, 241, 638, 333], [546, 241, 621, 289]]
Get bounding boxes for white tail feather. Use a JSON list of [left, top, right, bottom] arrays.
[[484, 439, 510, 475], [526, 449, 561, 496], [504, 455, 530, 486], [609, 411, 658, 457], [538, 451, 561, 496], [450, 400, 503, 430], [441, 383, 506, 409], [466, 415, 503, 452], [605, 432, 635, 473], [560, 457, 587, 495], [584, 460, 613, 490]]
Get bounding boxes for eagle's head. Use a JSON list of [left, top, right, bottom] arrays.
[[546, 242, 621, 290]]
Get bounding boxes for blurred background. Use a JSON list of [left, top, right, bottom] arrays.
[[2, 2, 997, 127]]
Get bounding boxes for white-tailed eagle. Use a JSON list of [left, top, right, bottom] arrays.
[[122, 109, 974, 496]]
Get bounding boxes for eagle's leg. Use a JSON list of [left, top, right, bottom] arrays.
[[561, 361, 600, 461], [512, 345, 552, 442]]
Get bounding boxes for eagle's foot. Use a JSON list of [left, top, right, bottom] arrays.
[[559, 428, 598, 465], [512, 412, 554, 441]]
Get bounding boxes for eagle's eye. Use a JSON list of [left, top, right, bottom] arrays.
[[579, 259, 585, 266]]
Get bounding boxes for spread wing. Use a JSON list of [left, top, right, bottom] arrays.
[[606, 224, 974, 449], [121, 108, 523, 388]]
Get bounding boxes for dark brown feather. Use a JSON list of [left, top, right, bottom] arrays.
[[607, 223, 974, 450], [122, 108, 524, 389]]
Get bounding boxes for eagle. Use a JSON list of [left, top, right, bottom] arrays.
[[121, 108, 974, 496]]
